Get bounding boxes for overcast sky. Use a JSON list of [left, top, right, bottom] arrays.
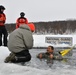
[[1, 0, 76, 23]]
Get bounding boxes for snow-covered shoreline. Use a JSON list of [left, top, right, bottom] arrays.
[[33, 34, 76, 48]]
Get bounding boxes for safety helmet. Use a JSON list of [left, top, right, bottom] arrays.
[[0, 5, 5, 10], [20, 12, 25, 16]]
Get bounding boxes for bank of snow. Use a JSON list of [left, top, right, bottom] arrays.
[[33, 34, 76, 47]]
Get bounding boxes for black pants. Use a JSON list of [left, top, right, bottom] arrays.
[[12, 50, 31, 63], [0, 26, 8, 46]]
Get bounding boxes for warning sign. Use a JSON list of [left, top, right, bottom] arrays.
[[45, 37, 72, 46]]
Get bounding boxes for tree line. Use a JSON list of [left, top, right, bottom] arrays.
[[5, 20, 76, 34]]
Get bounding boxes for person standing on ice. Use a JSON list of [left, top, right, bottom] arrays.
[[16, 12, 28, 28], [0, 5, 8, 46], [4, 24, 33, 63], [16, 12, 35, 32]]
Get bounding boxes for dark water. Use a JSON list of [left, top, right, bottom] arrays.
[[25, 49, 76, 69]]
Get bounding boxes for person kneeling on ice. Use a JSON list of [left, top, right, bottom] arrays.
[[4, 24, 33, 63], [37, 46, 63, 60]]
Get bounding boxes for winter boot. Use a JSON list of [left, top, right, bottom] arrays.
[[4, 53, 16, 63]]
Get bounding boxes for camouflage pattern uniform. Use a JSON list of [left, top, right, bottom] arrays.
[[37, 52, 63, 60]]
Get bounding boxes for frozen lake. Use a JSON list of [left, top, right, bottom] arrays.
[[0, 47, 76, 75]]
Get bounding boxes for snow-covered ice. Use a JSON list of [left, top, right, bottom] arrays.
[[0, 34, 76, 75]]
